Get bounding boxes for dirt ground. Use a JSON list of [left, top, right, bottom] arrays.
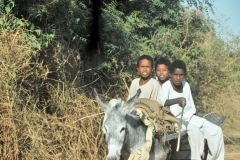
[[225, 144, 240, 160], [224, 130, 240, 160]]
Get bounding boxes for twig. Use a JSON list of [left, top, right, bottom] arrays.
[[71, 112, 104, 124], [203, 112, 214, 118], [71, 70, 80, 85], [224, 135, 236, 145], [180, 17, 189, 49], [121, 77, 129, 93], [79, 77, 100, 88]]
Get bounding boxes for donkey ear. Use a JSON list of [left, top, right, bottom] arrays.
[[93, 88, 112, 113], [121, 89, 141, 114]]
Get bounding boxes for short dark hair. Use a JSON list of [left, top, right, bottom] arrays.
[[170, 60, 187, 75], [155, 57, 171, 71], [137, 55, 153, 68]]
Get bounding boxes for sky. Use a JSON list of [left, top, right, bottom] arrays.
[[209, 0, 240, 38], [183, 0, 240, 40]]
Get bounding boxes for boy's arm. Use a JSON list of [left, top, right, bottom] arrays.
[[164, 98, 186, 107], [159, 81, 185, 107]]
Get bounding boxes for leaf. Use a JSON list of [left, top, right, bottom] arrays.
[[5, 6, 11, 14], [30, 24, 35, 30], [17, 20, 23, 26], [35, 29, 41, 36]]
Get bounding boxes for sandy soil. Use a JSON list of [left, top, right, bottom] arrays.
[[225, 144, 240, 160], [224, 130, 240, 160]]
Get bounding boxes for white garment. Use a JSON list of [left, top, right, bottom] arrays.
[[127, 78, 161, 103], [159, 80, 196, 121], [159, 80, 224, 160]]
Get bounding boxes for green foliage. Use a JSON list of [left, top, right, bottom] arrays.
[[26, 0, 90, 43], [0, 11, 41, 51]]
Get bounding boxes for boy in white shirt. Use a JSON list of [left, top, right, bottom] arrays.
[[127, 55, 161, 102], [159, 60, 224, 160]]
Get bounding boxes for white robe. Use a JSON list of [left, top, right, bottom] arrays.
[[159, 80, 224, 160], [127, 78, 161, 103]]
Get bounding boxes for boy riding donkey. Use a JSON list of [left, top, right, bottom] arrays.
[[159, 60, 224, 160], [126, 55, 181, 159]]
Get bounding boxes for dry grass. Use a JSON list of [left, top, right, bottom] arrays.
[[225, 144, 240, 160], [0, 25, 107, 159], [0, 92, 107, 159]]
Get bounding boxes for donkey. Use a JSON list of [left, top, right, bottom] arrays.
[[93, 88, 169, 160]]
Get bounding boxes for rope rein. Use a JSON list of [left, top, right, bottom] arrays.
[[176, 100, 186, 152]]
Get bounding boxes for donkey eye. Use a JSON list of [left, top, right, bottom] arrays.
[[120, 127, 125, 133]]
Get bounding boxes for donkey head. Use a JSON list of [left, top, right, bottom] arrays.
[[93, 88, 141, 160]]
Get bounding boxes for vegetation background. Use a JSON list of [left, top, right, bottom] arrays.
[[0, 0, 239, 159]]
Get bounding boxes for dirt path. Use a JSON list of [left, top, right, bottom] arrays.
[[225, 144, 240, 160]]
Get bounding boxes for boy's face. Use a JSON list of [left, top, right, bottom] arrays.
[[137, 59, 152, 79], [156, 64, 169, 81], [170, 68, 185, 86]]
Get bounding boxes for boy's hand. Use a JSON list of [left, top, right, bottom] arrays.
[[164, 97, 186, 107], [178, 97, 186, 107]]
